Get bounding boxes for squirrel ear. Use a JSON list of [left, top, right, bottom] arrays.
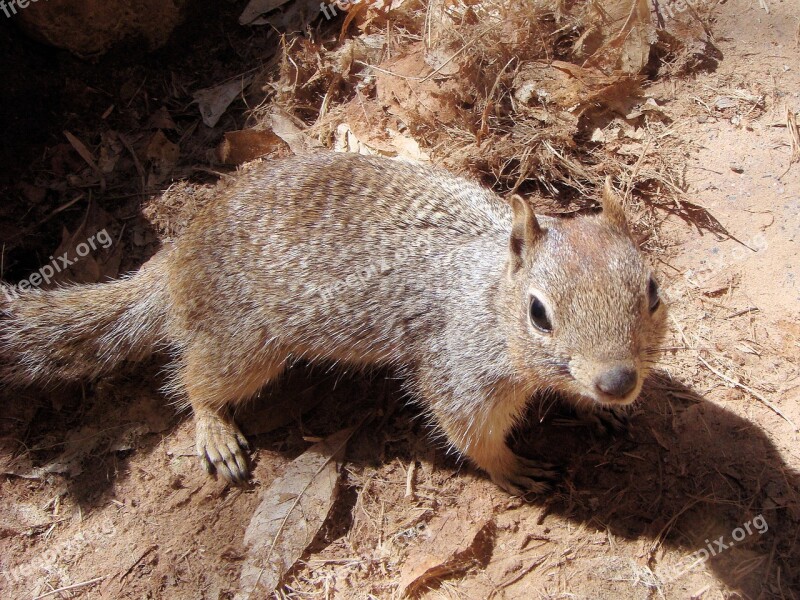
[[601, 177, 628, 229], [509, 194, 543, 272]]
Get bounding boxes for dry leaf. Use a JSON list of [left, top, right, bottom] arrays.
[[235, 427, 356, 599], [333, 123, 429, 162], [48, 204, 122, 285], [375, 43, 468, 128], [146, 106, 177, 130], [786, 108, 799, 164], [267, 109, 324, 155], [216, 129, 291, 165], [388, 129, 430, 162], [241, 0, 320, 30], [17, 182, 47, 205], [583, 0, 655, 74], [239, 0, 292, 25], [2, 423, 148, 480], [625, 97, 666, 119], [63, 130, 106, 191], [0, 498, 53, 533], [348, 0, 416, 32], [97, 130, 123, 174], [145, 131, 180, 167], [145, 130, 180, 185], [334, 123, 378, 156], [398, 496, 496, 597], [423, 46, 462, 77], [194, 78, 252, 128]]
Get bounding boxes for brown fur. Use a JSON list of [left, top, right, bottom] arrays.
[[0, 153, 667, 493]]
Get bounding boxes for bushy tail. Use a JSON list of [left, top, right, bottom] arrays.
[[0, 253, 171, 386]]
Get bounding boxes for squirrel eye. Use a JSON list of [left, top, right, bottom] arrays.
[[529, 295, 552, 333], [647, 276, 661, 313]]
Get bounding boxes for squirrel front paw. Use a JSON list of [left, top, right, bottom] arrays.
[[577, 404, 631, 436], [488, 455, 561, 496], [555, 404, 631, 437], [194, 410, 251, 483]]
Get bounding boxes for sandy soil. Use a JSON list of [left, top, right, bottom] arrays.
[[1, 0, 799, 599]]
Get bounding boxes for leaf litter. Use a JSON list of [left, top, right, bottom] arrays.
[[236, 426, 359, 598]]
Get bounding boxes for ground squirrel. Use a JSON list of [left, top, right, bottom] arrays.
[[1, 153, 666, 494]]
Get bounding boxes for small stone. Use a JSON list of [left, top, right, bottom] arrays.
[[730, 163, 744, 173]]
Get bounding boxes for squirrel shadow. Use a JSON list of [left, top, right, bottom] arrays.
[[512, 372, 800, 597], [1, 367, 798, 597]]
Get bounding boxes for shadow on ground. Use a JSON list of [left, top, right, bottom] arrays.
[[1, 367, 797, 597]]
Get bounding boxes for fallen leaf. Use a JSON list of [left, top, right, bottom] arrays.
[[239, 0, 292, 25], [334, 123, 377, 156], [268, 109, 324, 155], [17, 182, 47, 205], [423, 46, 462, 77], [582, 0, 655, 74], [97, 131, 123, 174], [48, 204, 122, 285], [0, 498, 53, 534], [194, 78, 252, 128], [375, 43, 468, 128], [397, 496, 496, 597], [714, 96, 737, 111], [388, 129, 430, 162], [625, 97, 666, 119], [146, 106, 177, 130], [145, 130, 180, 185], [146, 131, 180, 168], [241, 0, 320, 30], [514, 60, 641, 120], [787, 108, 800, 164], [235, 427, 357, 599], [63, 130, 106, 191], [3, 423, 148, 480], [216, 129, 291, 165]]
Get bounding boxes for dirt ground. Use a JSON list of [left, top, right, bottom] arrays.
[[1, 0, 799, 598]]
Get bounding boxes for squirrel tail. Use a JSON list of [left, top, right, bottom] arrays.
[[0, 253, 171, 386]]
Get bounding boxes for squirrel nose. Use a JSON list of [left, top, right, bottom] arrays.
[[595, 365, 638, 399]]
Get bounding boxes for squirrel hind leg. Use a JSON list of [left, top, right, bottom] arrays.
[[179, 343, 289, 483]]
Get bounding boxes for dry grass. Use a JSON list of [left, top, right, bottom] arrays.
[[248, 0, 718, 233]]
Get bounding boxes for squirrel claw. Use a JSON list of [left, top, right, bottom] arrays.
[[582, 405, 631, 436], [558, 404, 631, 437], [195, 412, 250, 483], [491, 456, 562, 496]]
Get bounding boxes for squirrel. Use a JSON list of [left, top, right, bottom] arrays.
[[0, 152, 666, 494]]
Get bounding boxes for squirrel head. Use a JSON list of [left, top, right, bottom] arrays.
[[504, 179, 667, 407]]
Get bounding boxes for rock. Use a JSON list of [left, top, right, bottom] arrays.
[[12, 0, 188, 57]]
